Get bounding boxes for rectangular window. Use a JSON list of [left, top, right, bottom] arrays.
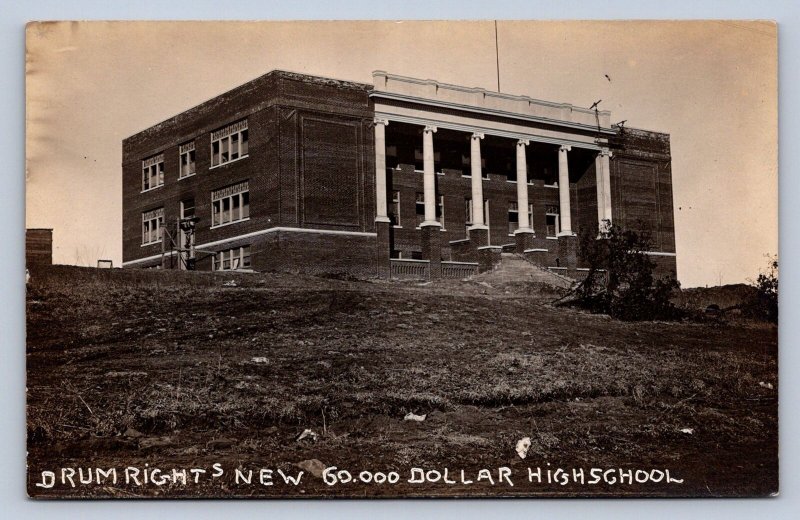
[[213, 245, 252, 271], [212, 181, 250, 227], [141, 207, 164, 245], [390, 190, 401, 226], [508, 201, 519, 235], [437, 195, 445, 228], [415, 192, 425, 228], [142, 154, 164, 191], [179, 142, 196, 178], [210, 120, 248, 167], [546, 205, 560, 238], [180, 198, 195, 219]]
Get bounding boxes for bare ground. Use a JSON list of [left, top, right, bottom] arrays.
[[25, 266, 778, 498]]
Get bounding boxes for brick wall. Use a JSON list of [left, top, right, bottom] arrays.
[[26, 229, 53, 266], [609, 126, 677, 278], [122, 71, 375, 275]]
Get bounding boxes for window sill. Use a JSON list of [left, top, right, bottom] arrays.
[[141, 185, 164, 194], [393, 225, 403, 229], [209, 154, 249, 170], [178, 173, 196, 181], [546, 236, 558, 240], [544, 184, 559, 189], [507, 180, 518, 184], [210, 217, 251, 230], [141, 241, 162, 247]]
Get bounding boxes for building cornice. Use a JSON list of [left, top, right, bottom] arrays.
[[371, 91, 616, 136], [374, 111, 606, 151]]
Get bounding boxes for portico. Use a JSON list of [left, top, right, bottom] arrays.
[[371, 71, 615, 279]]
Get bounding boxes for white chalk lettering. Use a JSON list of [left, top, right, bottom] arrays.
[[61, 468, 76, 488], [498, 467, 514, 487], [125, 467, 141, 485], [259, 469, 274, 486], [667, 470, 683, 484], [36, 471, 55, 489], [189, 468, 206, 483], [278, 469, 303, 485], [649, 469, 665, 483], [409, 468, 425, 483], [235, 469, 252, 484], [172, 469, 187, 486], [476, 469, 495, 485], [96, 468, 117, 485]]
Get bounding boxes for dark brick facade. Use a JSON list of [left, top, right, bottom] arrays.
[[609, 127, 677, 279], [122, 70, 677, 281], [26, 229, 53, 266], [122, 71, 376, 275]]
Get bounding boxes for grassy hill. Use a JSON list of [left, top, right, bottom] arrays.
[[26, 266, 777, 498]]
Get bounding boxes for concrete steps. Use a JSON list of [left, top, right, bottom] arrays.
[[475, 253, 575, 289]]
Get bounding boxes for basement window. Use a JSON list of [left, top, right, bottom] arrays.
[[212, 181, 250, 227], [141, 207, 164, 245], [179, 141, 196, 178], [211, 120, 248, 167], [142, 154, 164, 192], [213, 245, 252, 271]]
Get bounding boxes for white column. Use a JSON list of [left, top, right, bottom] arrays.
[[595, 147, 613, 230], [421, 125, 440, 227], [595, 152, 606, 228], [469, 132, 486, 228], [557, 145, 574, 235], [374, 118, 390, 223], [600, 148, 613, 224], [515, 139, 533, 233]]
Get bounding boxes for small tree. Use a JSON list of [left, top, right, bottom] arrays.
[[575, 222, 680, 321], [754, 255, 778, 323]]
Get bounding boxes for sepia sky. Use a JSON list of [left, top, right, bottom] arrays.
[[25, 20, 777, 288]]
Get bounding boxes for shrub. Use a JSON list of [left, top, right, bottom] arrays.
[[754, 256, 778, 323], [574, 223, 680, 321]]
